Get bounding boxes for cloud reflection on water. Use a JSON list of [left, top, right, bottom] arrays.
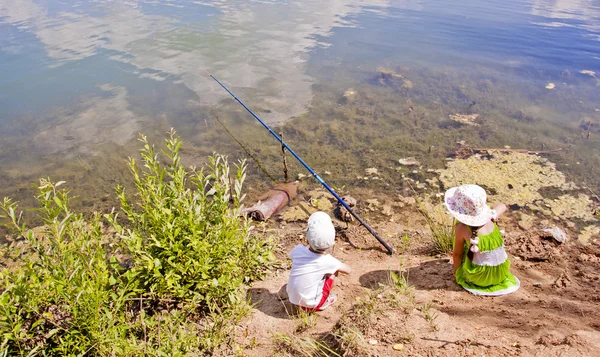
[[1, 0, 391, 126], [33, 84, 142, 154], [531, 0, 600, 34]]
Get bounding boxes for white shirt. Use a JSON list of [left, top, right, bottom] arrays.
[[286, 245, 342, 308]]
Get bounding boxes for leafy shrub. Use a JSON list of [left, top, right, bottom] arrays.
[[0, 131, 275, 356], [109, 130, 275, 306], [0, 180, 133, 355]]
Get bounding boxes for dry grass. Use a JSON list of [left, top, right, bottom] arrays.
[[273, 333, 341, 357]]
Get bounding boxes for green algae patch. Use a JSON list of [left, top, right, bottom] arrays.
[[439, 152, 599, 227], [578, 225, 600, 244], [439, 152, 571, 206], [545, 194, 597, 222]]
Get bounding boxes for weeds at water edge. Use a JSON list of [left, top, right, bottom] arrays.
[[416, 197, 455, 255]]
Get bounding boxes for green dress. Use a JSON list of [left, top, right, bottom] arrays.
[[455, 224, 520, 296]]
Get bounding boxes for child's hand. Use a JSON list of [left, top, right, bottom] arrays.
[[490, 209, 498, 222]]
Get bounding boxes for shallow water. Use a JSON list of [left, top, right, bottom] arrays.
[[0, 0, 599, 219]]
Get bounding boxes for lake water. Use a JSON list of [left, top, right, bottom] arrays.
[[0, 0, 599, 214]]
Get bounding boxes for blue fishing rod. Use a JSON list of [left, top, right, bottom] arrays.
[[201, 67, 394, 255]]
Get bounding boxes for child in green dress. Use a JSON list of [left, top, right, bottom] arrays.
[[444, 184, 520, 296]]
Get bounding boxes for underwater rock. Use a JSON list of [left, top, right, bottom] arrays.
[[309, 195, 333, 212], [343, 88, 356, 98], [377, 66, 404, 79], [376, 66, 413, 88], [297, 173, 307, 180], [425, 177, 440, 187], [399, 195, 416, 206], [580, 70, 596, 77], [518, 213, 536, 231], [280, 201, 315, 222], [365, 167, 379, 175], [579, 117, 600, 134], [398, 157, 420, 166], [307, 190, 333, 211], [342, 88, 357, 103], [541, 226, 568, 243], [545, 83, 556, 90], [449, 113, 480, 126], [366, 198, 381, 211], [394, 195, 416, 208], [382, 204, 393, 216]]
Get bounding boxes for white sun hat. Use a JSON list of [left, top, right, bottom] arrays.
[[444, 184, 495, 227], [306, 211, 336, 251]]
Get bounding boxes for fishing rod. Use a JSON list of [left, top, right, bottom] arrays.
[[200, 67, 394, 255]]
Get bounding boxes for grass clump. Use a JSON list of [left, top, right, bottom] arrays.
[[273, 333, 341, 357], [293, 308, 318, 333], [0, 130, 275, 356], [416, 199, 455, 255]]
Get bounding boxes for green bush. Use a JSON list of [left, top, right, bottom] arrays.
[[0, 180, 133, 355], [0, 130, 275, 356], [110, 130, 275, 306]]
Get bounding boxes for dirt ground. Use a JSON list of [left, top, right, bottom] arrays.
[[236, 196, 600, 357]]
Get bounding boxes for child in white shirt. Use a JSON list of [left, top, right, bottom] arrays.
[[286, 211, 352, 311]]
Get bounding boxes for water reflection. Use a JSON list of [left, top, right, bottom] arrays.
[[532, 0, 600, 33], [0, 0, 599, 206], [33, 84, 141, 154], [1, 0, 393, 126]]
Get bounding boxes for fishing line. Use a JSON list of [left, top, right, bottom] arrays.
[[208, 108, 277, 183], [200, 66, 394, 254]]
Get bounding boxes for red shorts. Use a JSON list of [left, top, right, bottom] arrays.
[[300, 276, 335, 312]]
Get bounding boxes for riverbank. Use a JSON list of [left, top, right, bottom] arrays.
[[1, 134, 598, 356], [237, 177, 600, 356]]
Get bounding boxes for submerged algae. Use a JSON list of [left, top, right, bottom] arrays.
[[439, 152, 598, 225], [439, 152, 569, 206], [578, 225, 600, 244], [545, 194, 597, 222]]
